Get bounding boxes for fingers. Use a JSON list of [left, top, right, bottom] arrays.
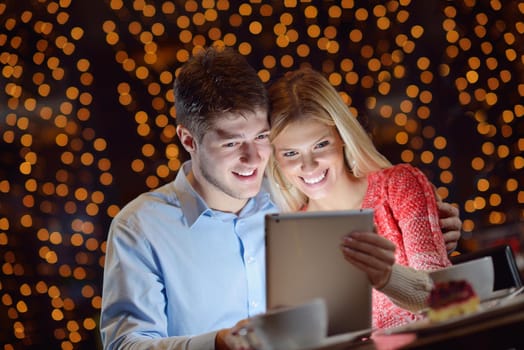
[[223, 320, 257, 350], [341, 247, 391, 274], [219, 328, 245, 350], [342, 251, 392, 289], [445, 241, 457, 253], [442, 229, 460, 244], [340, 240, 394, 271], [442, 229, 461, 252], [436, 202, 462, 253], [340, 232, 395, 288], [343, 231, 396, 251], [224, 332, 253, 350], [440, 215, 462, 232], [341, 232, 396, 265], [437, 201, 459, 218], [439, 206, 462, 252]]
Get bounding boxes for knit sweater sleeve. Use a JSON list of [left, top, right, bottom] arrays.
[[385, 164, 451, 270], [379, 264, 434, 312]]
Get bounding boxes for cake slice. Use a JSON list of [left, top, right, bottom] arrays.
[[427, 280, 480, 322]]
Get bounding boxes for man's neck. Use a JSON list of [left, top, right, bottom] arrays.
[[186, 171, 248, 214]]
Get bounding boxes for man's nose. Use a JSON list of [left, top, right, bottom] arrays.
[[240, 142, 261, 163]]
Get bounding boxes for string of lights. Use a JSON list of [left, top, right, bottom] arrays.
[[0, 0, 522, 348]]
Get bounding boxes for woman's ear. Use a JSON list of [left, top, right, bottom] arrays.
[[176, 125, 197, 153]]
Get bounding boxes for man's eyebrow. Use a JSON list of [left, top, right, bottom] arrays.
[[214, 129, 242, 139], [214, 128, 270, 139]]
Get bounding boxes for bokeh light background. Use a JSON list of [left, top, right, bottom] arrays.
[[1, 0, 523, 349]]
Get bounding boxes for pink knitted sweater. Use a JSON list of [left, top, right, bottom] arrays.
[[362, 164, 451, 329]]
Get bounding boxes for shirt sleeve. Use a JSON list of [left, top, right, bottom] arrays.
[[109, 331, 217, 350], [100, 216, 217, 350], [385, 164, 451, 270]]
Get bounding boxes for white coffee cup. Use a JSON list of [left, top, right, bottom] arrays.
[[429, 256, 495, 301], [238, 298, 328, 350]]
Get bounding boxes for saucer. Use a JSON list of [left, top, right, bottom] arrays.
[[301, 328, 373, 350]]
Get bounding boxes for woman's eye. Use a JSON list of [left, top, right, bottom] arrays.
[[315, 140, 329, 149], [282, 150, 298, 157]]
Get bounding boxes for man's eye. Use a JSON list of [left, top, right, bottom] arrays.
[[256, 133, 270, 141], [223, 142, 237, 148]]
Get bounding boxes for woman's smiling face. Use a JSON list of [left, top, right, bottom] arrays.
[[272, 117, 348, 201]]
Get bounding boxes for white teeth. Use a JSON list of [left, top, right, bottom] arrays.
[[235, 169, 255, 176], [302, 171, 326, 184]]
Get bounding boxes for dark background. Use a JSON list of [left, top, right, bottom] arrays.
[[0, 0, 523, 348]]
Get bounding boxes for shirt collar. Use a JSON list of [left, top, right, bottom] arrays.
[[173, 161, 275, 227]]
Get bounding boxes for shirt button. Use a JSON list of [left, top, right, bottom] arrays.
[[251, 301, 258, 308], [246, 256, 255, 264]]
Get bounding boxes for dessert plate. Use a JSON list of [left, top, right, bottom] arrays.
[[413, 285, 524, 317], [482, 286, 524, 303], [381, 291, 524, 336]]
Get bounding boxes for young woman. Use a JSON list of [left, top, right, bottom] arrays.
[[266, 67, 452, 329]]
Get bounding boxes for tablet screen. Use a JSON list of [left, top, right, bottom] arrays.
[[265, 209, 374, 335]]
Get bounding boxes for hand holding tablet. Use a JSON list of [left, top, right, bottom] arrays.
[[340, 230, 397, 289]]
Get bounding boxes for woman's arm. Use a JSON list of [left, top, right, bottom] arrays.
[[386, 164, 452, 270], [379, 264, 433, 312], [340, 231, 433, 312]]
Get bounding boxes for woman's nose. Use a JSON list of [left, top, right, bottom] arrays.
[[300, 154, 318, 172]]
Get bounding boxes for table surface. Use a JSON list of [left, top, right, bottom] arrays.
[[338, 291, 524, 350]]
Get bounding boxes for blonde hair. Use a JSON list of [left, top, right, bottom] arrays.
[[267, 67, 391, 212]]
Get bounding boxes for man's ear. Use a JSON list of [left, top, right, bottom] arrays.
[[176, 125, 197, 153]]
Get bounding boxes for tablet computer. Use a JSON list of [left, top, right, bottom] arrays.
[[265, 209, 374, 336]]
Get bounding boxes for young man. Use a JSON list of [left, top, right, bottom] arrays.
[[100, 46, 462, 350]]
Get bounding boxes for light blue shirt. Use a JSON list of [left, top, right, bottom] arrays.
[[100, 161, 277, 349]]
